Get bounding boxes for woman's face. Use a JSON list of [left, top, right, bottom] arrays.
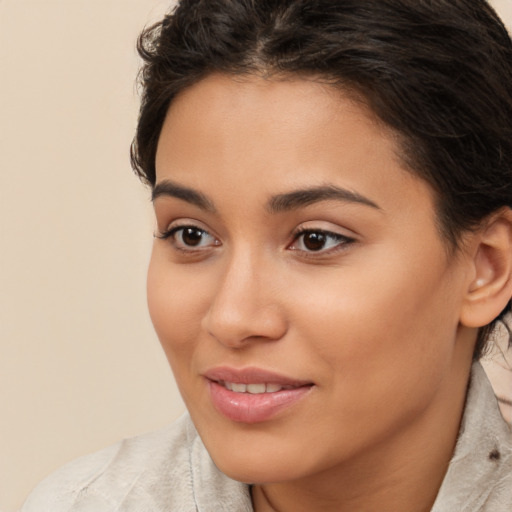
[[148, 74, 476, 484]]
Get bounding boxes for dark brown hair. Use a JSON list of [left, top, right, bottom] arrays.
[[131, 0, 512, 356]]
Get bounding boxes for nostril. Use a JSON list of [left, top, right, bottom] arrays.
[[202, 303, 288, 348]]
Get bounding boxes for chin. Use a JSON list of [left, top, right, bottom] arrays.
[[213, 452, 303, 485], [198, 425, 322, 485]]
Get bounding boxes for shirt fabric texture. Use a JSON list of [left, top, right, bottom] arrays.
[[22, 363, 512, 512]]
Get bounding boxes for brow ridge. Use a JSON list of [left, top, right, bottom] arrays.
[[267, 185, 380, 213], [152, 180, 215, 212]]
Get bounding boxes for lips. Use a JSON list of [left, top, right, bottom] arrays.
[[203, 367, 314, 423]]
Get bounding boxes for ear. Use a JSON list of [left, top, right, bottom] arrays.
[[460, 208, 512, 328]]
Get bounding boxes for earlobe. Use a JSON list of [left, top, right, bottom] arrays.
[[460, 208, 512, 328]]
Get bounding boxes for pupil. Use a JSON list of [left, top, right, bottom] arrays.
[[183, 228, 203, 246], [304, 232, 325, 251]]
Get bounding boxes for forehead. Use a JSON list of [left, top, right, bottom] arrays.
[[155, 73, 434, 219]]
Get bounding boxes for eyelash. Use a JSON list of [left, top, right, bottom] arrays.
[[289, 228, 355, 256], [156, 225, 355, 256], [156, 224, 219, 252]]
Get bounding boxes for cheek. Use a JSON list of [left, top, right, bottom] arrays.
[[279, 262, 462, 448], [147, 251, 215, 409], [147, 250, 206, 358], [290, 246, 461, 392]]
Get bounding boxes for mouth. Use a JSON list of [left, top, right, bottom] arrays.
[[203, 367, 314, 423]]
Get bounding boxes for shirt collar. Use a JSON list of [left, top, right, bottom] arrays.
[[432, 362, 512, 511]]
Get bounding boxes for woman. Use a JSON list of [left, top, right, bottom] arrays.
[[23, 0, 512, 510]]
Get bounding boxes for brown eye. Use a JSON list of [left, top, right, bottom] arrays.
[[157, 224, 220, 251], [302, 232, 327, 251], [181, 227, 205, 246], [289, 229, 355, 254]]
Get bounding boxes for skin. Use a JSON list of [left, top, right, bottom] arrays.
[[481, 343, 512, 425], [148, 74, 486, 512]]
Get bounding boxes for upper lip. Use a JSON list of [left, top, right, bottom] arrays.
[[203, 366, 313, 387]]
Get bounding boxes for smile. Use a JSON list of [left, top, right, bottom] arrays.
[[203, 367, 314, 423]]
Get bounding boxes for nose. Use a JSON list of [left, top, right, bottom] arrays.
[[201, 251, 288, 348]]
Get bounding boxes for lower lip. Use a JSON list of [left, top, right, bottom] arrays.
[[208, 380, 312, 423]]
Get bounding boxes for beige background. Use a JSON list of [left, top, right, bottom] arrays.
[[1, 1, 511, 510]]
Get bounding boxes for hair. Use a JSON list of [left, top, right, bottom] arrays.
[[131, 0, 512, 357]]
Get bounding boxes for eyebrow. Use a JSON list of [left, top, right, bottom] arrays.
[[266, 185, 380, 213], [152, 180, 380, 214], [152, 180, 216, 212]]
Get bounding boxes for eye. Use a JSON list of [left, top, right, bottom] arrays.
[[289, 229, 354, 254], [157, 224, 220, 251]]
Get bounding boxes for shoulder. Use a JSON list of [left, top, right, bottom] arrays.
[[21, 414, 199, 512]]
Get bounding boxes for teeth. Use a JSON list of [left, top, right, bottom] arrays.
[[223, 382, 285, 394], [247, 383, 266, 394]]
